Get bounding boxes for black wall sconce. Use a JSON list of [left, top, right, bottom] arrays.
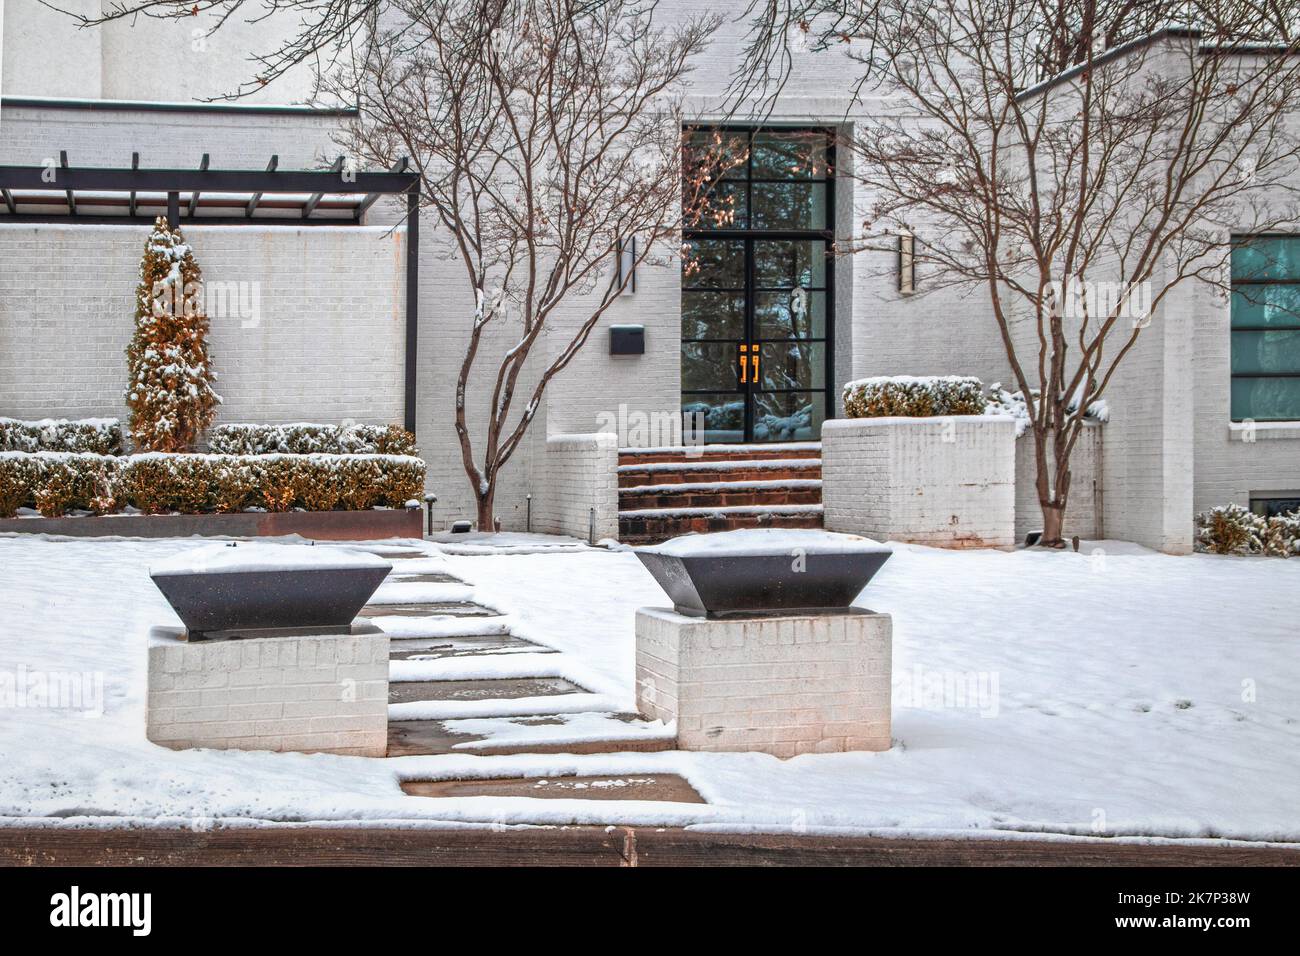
[[898, 228, 916, 294], [617, 236, 637, 293]]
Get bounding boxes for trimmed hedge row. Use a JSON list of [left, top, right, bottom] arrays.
[[0, 451, 425, 518], [0, 417, 124, 455], [843, 376, 987, 418], [207, 422, 418, 456], [1195, 503, 1300, 557]]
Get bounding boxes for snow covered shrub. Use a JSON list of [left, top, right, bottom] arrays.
[[0, 417, 123, 455], [986, 384, 1109, 438], [842, 376, 987, 418], [125, 218, 221, 452], [0, 453, 39, 517], [1264, 511, 1300, 557], [26, 453, 121, 517], [1195, 504, 1267, 555], [207, 423, 418, 456]]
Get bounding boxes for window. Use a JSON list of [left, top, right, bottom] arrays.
[[1230, 237, 1300, 420], [1250, 493, 1300, 518]]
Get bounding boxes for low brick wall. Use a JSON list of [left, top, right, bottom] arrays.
[[635, 607, 891, 757], [533, 432, 618, 542], [146, 631, 389, 756], [822, 415, 1017, 549]]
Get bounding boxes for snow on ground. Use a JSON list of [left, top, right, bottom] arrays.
[[0, 533, 1297, 841]]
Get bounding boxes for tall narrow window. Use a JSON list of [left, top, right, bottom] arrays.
[[1231, 237, 1300, 421]]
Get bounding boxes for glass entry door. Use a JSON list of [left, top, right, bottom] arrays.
[[682, 128, 833, 443]]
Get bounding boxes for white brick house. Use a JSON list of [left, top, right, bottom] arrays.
[[1, 4, 1295, 552]]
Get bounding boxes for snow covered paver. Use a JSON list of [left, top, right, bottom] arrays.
[[4, 534, 1300, 838]]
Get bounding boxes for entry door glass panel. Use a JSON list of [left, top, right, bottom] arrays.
[[682, 127, 833, 443]]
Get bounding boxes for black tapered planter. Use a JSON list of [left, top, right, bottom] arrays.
[[635, 529, 891, 618], [150, 543, 392, 639]]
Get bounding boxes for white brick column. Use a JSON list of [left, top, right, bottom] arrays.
[[822, 415, 1017, 548], [635, 607, 892, 758], [146, 632, 389, 756], [534, 432, 619, 541]]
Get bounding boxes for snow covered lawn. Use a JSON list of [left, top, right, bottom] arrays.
[[1, 533, 1297, 842]]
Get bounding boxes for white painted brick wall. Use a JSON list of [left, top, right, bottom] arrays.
[[635, 607, 892, 757], [532, 432, 619, 541], [146, 632, 389, 756], [1014, 425, 1104, 541], [822, 416, 1017, 548], [0, 224, 405, 428]]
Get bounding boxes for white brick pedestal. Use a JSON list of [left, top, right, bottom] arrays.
[[635, 608, 891, 757], [146, 631, 389, 756], [822, 415, 1017, 549]]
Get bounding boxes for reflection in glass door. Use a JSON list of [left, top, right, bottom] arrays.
[[682, 128, 834, 443]]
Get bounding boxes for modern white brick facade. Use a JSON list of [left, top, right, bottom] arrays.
[[822, 416, 1017, 548], [2, 10, 1296, 549], [146, 631, 389, 756], [635, 607, 892, 757]]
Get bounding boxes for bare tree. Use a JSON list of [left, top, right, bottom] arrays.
[[735, 0, 1300, 547], [41, 0, 387, 100], [327, 0, 722, 529]]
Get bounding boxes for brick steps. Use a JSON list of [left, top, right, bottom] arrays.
[[617, 445, 825, 544], [620, 480, 822, 511], [618, 459, 822, 488], [618, 442, 820, 466], [619, 504, 824, 545]]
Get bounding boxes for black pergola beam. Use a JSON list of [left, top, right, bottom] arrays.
[[1, 189, 14, 215], [188, 153, 209, 217], [358, 157, 409, 218], [59, 151, 75, 215], [303, 156, 344, 220], [247, 154, 278, 217], [0, 213, 362, 227], [0, 166, 418, 194], [405, 187, 420, 434]]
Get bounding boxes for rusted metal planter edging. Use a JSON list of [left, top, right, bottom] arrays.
[[0, 508, 423, 541]]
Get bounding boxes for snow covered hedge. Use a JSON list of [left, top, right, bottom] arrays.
[[0, 451, 424, 518], [1195, 503, 1300, 557], [986, 384, 1109, 438], [842, 376, 986, 418], [0, 417, 124, 455], [207, 422, 418, 457]]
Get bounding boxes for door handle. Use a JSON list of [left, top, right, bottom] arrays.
[[739, 344, 760, 384]]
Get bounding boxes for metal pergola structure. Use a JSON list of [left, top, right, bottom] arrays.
[[0, 155, 423, 432]]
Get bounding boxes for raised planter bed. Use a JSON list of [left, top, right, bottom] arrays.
[[0, 507, 422, 540]]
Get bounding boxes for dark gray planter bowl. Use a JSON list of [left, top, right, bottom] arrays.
[[151, 552, 391, 640], [635, 531, 891, 619]]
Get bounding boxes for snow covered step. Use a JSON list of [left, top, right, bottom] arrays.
[[617, 457, 821, 488], [619, 503, 824, 545], [385, 571, 465, 585], [402, 773, 703, 802], [619, 477, 822, 511], [388, 711, 677, 757], [359, 602, 501, 618], [388, 677, 589, 706], [618, 442, 820, 466], [388, 634, 556, 661], [368, 616, 511, 638]]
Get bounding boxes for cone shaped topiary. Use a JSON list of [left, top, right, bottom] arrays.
[[125, 217, 222, 451]]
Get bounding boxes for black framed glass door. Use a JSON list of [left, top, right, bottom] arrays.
[[682, 127, 834, 443]]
